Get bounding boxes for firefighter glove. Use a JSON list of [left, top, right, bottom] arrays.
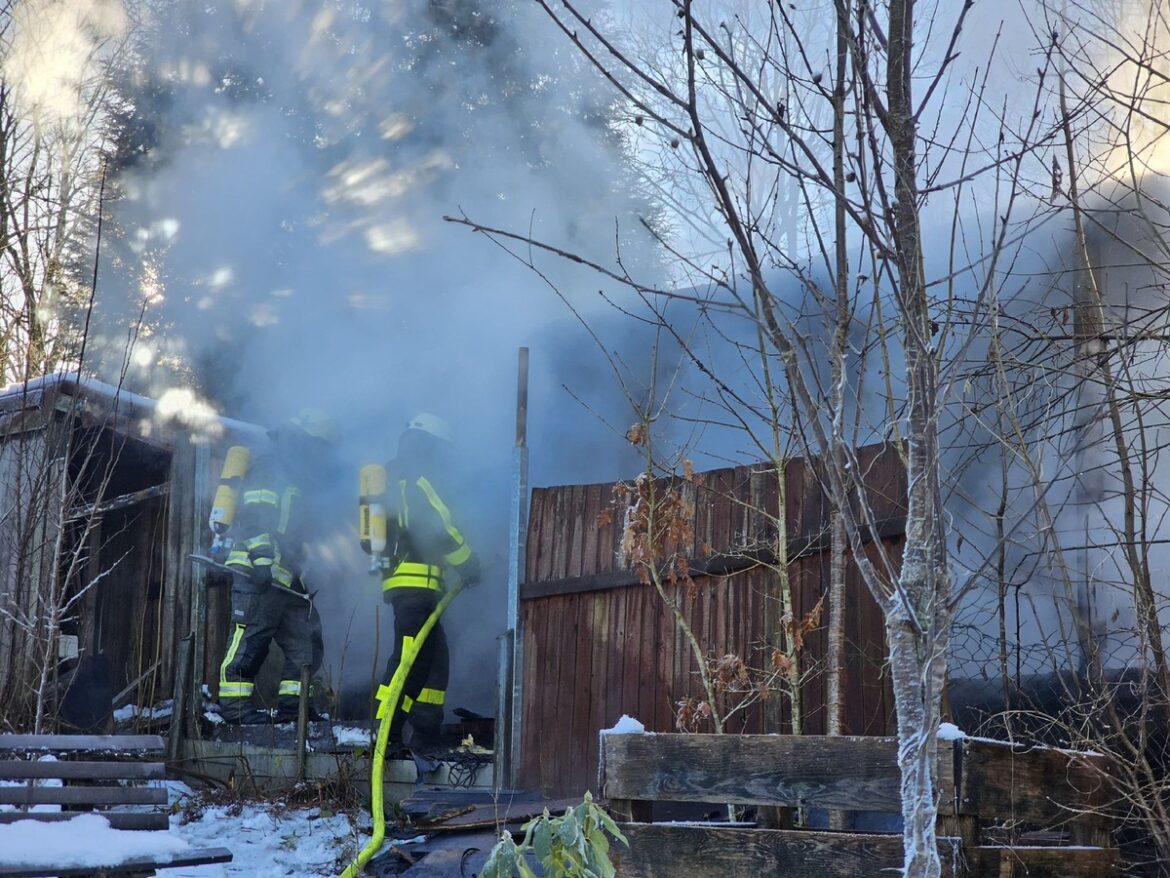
[[457, 554, 482, 588]]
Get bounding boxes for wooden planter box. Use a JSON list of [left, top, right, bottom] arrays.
[[599, 733, 1115, 878]]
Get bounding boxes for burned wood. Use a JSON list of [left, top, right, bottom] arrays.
[[65, 482, 170, 522]]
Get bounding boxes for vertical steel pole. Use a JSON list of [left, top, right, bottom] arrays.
[[501, 348, 529, 788]]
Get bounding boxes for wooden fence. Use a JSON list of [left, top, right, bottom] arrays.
[[600, 732, 1117, 878], [519, 444, 906, 796]]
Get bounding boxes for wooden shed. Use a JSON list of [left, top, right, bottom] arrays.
[[0, 375, 260, 733], [517, 443, 907, 796]]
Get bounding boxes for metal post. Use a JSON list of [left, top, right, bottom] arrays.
[[189, 443, 211, 741], [502, 347, 529, 788], [296, 664, 311, 781]]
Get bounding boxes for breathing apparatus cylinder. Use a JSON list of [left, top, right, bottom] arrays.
[[359, 464, 389, 573], [208, 445, 251, 559]]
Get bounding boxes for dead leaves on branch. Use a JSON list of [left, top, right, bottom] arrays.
[[608, 471, 698, 593]]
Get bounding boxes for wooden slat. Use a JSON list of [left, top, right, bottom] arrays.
[[613, 825, 959, 878], [957, 738, 1113, 825], [0, 735, 164, 753], [0, 847, 232, 878], [0, 786, 167, 806], [964, 845, 1118, 878], [582, 483, 602, 577], [0, 812, 169, 831], [518, 517, 907, 599], [0, 760, 164, 780], [602, 734, 905, 811]]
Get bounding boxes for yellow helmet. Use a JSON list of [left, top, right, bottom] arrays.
[[406, 412, 451, 442], [288, 408, 338, 443]]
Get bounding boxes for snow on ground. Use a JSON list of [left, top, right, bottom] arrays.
[[157, 782, 361, 877], [0, 813, 192, 869], [0, 777, 437, 877]]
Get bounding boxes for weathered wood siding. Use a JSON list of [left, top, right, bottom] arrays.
[[0, 422, 66, 725], [520, 445, 906, 796]]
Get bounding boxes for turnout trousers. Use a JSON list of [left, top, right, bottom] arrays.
[[382, 587, 449, 749], [219, 575, 323, 721]]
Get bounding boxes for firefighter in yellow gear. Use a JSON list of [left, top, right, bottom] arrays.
[[217, 408, 336, 724], [371, 412, 480, 750]]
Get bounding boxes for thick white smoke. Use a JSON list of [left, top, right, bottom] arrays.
[[81, 0, 663, 717]]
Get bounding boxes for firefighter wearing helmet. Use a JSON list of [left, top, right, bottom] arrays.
[[362, 412, 480, 751], [216, 407, 337, 724]]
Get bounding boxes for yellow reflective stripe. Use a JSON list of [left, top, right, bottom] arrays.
[[401, 694, 414, 713], [278, 486, 300, 535], [416, 687, 445, 706], [219, 624, 247, 687], [218, 682, 254, 697], [244, 535, 272, 550], [244, 489, 279, 506], [278, 680, 302, 696], [444, 543, 472, 566], [226, 550, 253, 569], [383, 562, 442, 591], [272, 564, 294, 587], [416, 477, 470, 555]]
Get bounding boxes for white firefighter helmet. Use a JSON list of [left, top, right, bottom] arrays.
[[406, 412, 452, 442], [288, 407, 338, 443]]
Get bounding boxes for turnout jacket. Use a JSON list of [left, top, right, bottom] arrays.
[[381, 460, 479, 594], [225, 452, 313, 592]]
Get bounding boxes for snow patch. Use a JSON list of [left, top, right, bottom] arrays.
[[601, 715, 646, 735], [937, 722, 966, 741], [333, 725, 374, 747], [0, 813, 190, 868]]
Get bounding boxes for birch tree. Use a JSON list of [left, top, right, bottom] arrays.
[[452, 1, 1074, 874]]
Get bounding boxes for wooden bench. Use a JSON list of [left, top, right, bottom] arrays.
[[0, 734, 232, 877], [599, 732, 1117, 878]]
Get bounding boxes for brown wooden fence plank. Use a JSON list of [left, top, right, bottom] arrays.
[[639, 584, 663, 732], [964, 846, 1117, 878], [0, 786, 168, 806], [612, 825, 959, 878], [0, 812, 169, 831], [536, 596, 566, 794], [957, 738, 1113, 825], [0, 760, 164, 780], [601, 733, 908, 811], [567, 484, 586, 579], [0, 735, 164, 753], [519, 602, 540, 785], [525, 487, 542, 581], [586, 590, 612, 789], [606, 587, 627, 736], [568, 595, 593, 794], [582, 483, 602, 577], [660, 582, 681, 733]]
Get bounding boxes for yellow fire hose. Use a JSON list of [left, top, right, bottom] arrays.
[[340, 582, 464, 878]]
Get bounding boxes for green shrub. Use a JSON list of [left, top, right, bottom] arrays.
[[480, 792, 628, 878]]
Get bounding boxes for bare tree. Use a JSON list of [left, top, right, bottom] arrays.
[[449, 1, 1081, 873]]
